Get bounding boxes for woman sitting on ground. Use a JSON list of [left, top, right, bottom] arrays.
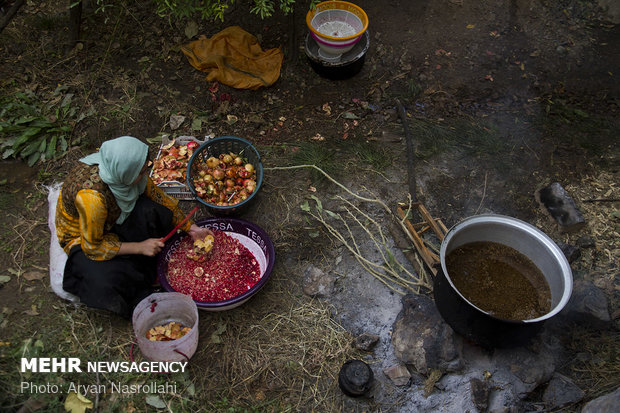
[[55, 136, 209, 318]]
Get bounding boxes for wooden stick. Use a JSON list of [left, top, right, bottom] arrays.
[[397, 206, 438, 275], [161, 205, 199, 242], [417, 203, 446, 241]]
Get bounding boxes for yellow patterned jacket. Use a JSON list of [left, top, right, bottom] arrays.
[[56, 163, 191, 260]]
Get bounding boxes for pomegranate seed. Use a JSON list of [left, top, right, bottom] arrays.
[[166, 230, 261, 302]]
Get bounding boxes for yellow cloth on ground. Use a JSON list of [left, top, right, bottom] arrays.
[[181, 26, 284, 90]]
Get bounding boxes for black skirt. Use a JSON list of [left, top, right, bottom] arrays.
[[63, 195, 175, 319]]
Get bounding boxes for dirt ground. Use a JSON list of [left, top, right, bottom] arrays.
[[0, 0, 619, 412]]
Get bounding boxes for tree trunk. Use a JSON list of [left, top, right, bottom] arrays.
[[68, 0, 83, 46], [0, 0, 26, 34]]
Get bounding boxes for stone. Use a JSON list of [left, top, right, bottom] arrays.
[[302, 265, 335, 297], [352, 333, 380, 351], [576, 235, 596, 249], [391, 294, 461, 374], [470, 378, 489, 413], [581, 386, 620, 413], [542, 373, 584, 409], [493, 346, 556, 394], [535, 182, 586, 232], [489, 408, 520, 413], [559, 243, 581, 263], [565, 280, 611, 327], [383, 363, 411, 387]]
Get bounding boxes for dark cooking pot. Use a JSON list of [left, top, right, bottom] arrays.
[[304, 31, 370, 80], [434, 215, 573, 349]]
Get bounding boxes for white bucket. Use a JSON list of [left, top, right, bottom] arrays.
[[132, 292, 199, 362]]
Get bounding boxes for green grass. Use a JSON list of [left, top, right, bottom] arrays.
[[541, 99, 619, 159], [412, 118, 505, 160], [291, 142, 339, 183], [349, 141, 392, 172]]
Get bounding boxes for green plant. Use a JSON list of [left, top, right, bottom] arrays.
[[350, 141, 392, 172], [0, 86, 86, 166], [412, 119, 504, 160], [291, 142, 338, 183], [407, 78, 422, 98], [152, 0, 318, 22]]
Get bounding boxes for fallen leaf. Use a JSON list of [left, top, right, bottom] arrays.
[[145, 395, 166, 409], [64, 392, 93, 413], [0, 275, 10, 285], [22, 271, 46, 281], [169, 115, 186, 130], [185, 383, 196, 397], [146, 135, 165, 145], [191, 118, 202, 131], [17, 397, 47, 412], [184, 21, 199, 39], [311, 133, 325, 141], [423, 369, 443, 397], [210, 322, 227, 344], [466, 24, 476, 29], [341, 112, 360, 120], [226, 114, 238, 125], [23, 305, 39, 316]]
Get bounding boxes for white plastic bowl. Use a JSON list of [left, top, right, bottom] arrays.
[[132, 292, 199, 362], [306, 1, 369, 57], [310, 31, 362, 55]]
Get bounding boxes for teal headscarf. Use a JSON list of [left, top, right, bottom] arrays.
[[80, 136, 149, 225]]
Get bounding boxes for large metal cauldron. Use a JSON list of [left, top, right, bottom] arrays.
[[434, 215, 573, 348]]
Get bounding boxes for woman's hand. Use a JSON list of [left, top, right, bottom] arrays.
[[117, 238, 164, 256], [140, 238, 165, 256], [118, 238, 163, 256], [188, 224, 213, 242]]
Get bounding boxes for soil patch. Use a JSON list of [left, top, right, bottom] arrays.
[[1, 0, 618, 412]]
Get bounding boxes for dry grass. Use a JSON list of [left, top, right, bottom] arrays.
[[534, 169, 620, 403], [535, 170, 619, 308], [564, 327, 620, 400], [1, 270, 361, 412], [189, 297, 361, 411]]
